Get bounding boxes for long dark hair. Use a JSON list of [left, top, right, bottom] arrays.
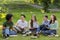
[[30, 15, 37, 27], [50, 15, 57, 24]]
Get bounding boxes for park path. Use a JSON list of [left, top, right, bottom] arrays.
[[29, 4, 60, 12], [29, 4, 43, 9]]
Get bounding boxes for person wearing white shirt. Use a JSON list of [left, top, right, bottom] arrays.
[[14, 14, 28, 34]]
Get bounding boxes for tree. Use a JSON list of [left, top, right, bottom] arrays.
[[41, 0, 51, 13], [53, 0, 60, 7]]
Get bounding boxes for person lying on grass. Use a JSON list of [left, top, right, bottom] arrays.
[[42, 15, 59, 37], [2, 14, 17, 39], [14, 14, 28, 35]]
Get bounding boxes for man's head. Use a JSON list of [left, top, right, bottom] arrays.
[[6, 14, 13, 21], [44, 15, 48, 21], [20, 14, 26, 21]]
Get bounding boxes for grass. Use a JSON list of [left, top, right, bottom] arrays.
[[0, 13, 60, 40], [0, 4, 60, 40]]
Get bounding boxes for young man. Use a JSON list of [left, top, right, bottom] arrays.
[[14, 14, 28, 35], [39, 15, 50, 32], [2, 14, 17, 39]]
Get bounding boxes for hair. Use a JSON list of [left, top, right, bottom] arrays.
[[50, 15, 57, 24], [30, 15, 37, 27], [6, 14, 13, 21], [44, 15, 48, 18], [21, 14, 26, 18]]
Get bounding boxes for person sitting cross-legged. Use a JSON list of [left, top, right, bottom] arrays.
[[28, 15, 39, 38], [39, 15, 50, 33], [42, 15, 59, 37], [2, 14, 17, 39], [14, 14, 28, 36]]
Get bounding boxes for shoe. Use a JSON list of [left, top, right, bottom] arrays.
[[26, 31, 32, 35], [31, 36, 38, 39], [10, 35, 17, 37], [22, 34, 27, 37], [48, 35, 54, 37], [55, 34, 59, 37]]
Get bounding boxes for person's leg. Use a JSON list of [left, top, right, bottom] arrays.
[[33, 28, 37, 36], [3, 27, 10, 38], [42, 30, 51, 35], [50, 30, 57, 35], [9, 30, 17, 35], [2, 29, 6, 38], [29, 28, 34, 35], [42, 25, 49, 31], [39, 25, 44, 30], [14, 26, 21, 32], [36, 27, 40, 33], [31, 28, 38, 38], [20, 28, 26, 34]]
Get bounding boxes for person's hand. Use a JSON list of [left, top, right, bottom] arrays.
[[30, 27, 34, 29], [2, 26, 6, 30]]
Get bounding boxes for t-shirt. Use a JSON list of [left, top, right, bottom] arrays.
[[29, 21, 39, 28], [3, 21, 13, 28], [33, 22, 39, 28], [16, 20, 28, 28]]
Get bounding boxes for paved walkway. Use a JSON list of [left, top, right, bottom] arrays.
[[29, 4, 60, 12]]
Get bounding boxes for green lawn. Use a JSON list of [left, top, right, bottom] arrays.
[[0, 4, 60, 40], [0, 13, 60, 40]]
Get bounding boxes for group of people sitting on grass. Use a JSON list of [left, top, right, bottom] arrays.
[[2, 14, 58, 39]]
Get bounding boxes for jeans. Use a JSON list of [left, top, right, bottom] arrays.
[[3, 27, 17, 35], [42, 30, 56, 35], [40, 24, 49, 31]]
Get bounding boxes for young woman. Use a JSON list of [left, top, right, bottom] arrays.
[[29, 15, 39, 38], [42, 15, 58, 36], [2, 14, 17, 39]]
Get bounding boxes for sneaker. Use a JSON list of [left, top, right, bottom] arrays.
[[26, 31, 32, 35], [55, 35, 59, 37], [22, 34, 26, 37], [48, 35, 54, 37], [10, 35, 17, 37], [31, 36, 38, 39]]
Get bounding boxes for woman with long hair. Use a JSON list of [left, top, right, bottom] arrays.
[[29, 15, 39, 38]]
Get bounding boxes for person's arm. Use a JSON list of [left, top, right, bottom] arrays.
[[42, 21, 44, 25], [24, 22, 28, 30], [29, 20, 34, 29], [54, 21, 58, 29], [2, 23, 6, 30], [2, 26, 6, 30], [16, 20, 21, 28]]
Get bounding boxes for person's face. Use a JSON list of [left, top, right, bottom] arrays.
[[21, 16, 25, 21], [44, 17, 48, 21], [31, 16, 35, 21], [51, 15, 54, 21], [9, 17, 13, 21]]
